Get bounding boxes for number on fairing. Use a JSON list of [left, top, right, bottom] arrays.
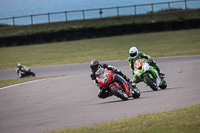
[[101, 76, 108, 83], [135, 62, 143, 69]]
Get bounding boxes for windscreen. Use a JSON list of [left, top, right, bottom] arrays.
[[95, 68, 105, 78]]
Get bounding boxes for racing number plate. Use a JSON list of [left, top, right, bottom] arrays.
[[101, 76, 108, 83]]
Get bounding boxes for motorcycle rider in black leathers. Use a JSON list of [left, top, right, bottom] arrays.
[[90, 59, 135, 99]]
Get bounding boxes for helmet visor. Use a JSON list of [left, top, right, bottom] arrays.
[[90, 65, 99, 72], [95, 68, 104, 78], [130, 52, 137, 57]]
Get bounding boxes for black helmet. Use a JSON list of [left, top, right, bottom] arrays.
[[90, 59, 99, 72]]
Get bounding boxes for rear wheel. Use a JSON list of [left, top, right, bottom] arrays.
[[29, 72, 36, 77], [110, 85, 128, 100], [144, 75, 158, 91]]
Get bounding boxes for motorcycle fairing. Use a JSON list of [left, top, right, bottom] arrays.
[[109, 74, 130, 97], [96, 68, 130, 97], [96, 68, 114, 88], [135, 62, 143, 69], [134, 60, 161, 87]]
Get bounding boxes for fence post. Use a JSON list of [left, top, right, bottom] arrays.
[[31, 15, 33, 25], [134, 5, 137, 15], [99, 9, 103, 18], [151, 3, 154, 13], [12, 17, 15, 26], [65, 11, 68, 22], [185, 0, 187, 10], [48, 13, 50, 23], [82, 10, 85, 20], [117, 7, 119, 16], [168, 2, 171, 10]]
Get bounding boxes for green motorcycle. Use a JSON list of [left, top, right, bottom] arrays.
[[133, 59, 167, 91]]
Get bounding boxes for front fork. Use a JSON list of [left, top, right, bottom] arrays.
[[143, 66, 161, 87]]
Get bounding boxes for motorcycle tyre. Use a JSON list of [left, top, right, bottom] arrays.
[[132, 87, 141, 99], [159, 79, 167, 89], [30, 72, 36, 77], [144, 75, 158, 91], [110, 85, 128, 101]]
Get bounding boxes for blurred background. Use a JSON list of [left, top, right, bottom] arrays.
[[0, 0, 200, 25]]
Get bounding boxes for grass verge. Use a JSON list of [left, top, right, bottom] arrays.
[[0, 75, 67, 88], [51, 104, 200, 133], [0, 28, 200, 69]]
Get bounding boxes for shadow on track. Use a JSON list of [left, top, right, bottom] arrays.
[[96, 98, 142, 105], [141, 86, 182, 93]]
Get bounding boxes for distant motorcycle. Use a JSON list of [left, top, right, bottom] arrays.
[[96, 67, 140, 100], [133, 59, 167, 91], [15, 67, 36, 78]]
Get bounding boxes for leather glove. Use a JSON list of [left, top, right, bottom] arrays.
[[90, 73, 96, 80], [113, 68, 120, 73], [147, 58, 153, 64], [102, 64, 108, 68]]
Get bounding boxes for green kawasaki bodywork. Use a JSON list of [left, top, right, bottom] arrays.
[[133, 59, 163, 87]]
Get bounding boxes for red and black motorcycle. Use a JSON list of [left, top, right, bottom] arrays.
[[96, 68, 140, 100]]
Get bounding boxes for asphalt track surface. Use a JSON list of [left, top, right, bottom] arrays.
[[0, 56, 200, 133]]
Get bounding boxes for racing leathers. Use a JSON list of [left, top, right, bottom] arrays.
[[90, 64, 133, 99], [15, 65, 30, 74], [128, 52, 161, 83]]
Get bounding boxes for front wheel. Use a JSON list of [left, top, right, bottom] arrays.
[[144, 75, 158, 91], [159, 79, 167, 89], [110, 85, 128, 100], [132, 87, 141, 99]]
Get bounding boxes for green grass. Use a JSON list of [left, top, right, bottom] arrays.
[[0, 75, 67, 88], [0, 28, 200, 69], [0, 14, 200, 132], [51, 104, 200, 133], [0, 9, 200, 38]]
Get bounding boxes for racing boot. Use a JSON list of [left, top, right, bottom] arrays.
[[156, 67, 165, 79], [129, 80, 137, 97], [124, 75, 136, 89], [154, 65, 165, 79], [159, 73, 165, 79]]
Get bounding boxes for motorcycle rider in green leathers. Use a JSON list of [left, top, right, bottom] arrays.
[[128, 47, 164, 83]]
